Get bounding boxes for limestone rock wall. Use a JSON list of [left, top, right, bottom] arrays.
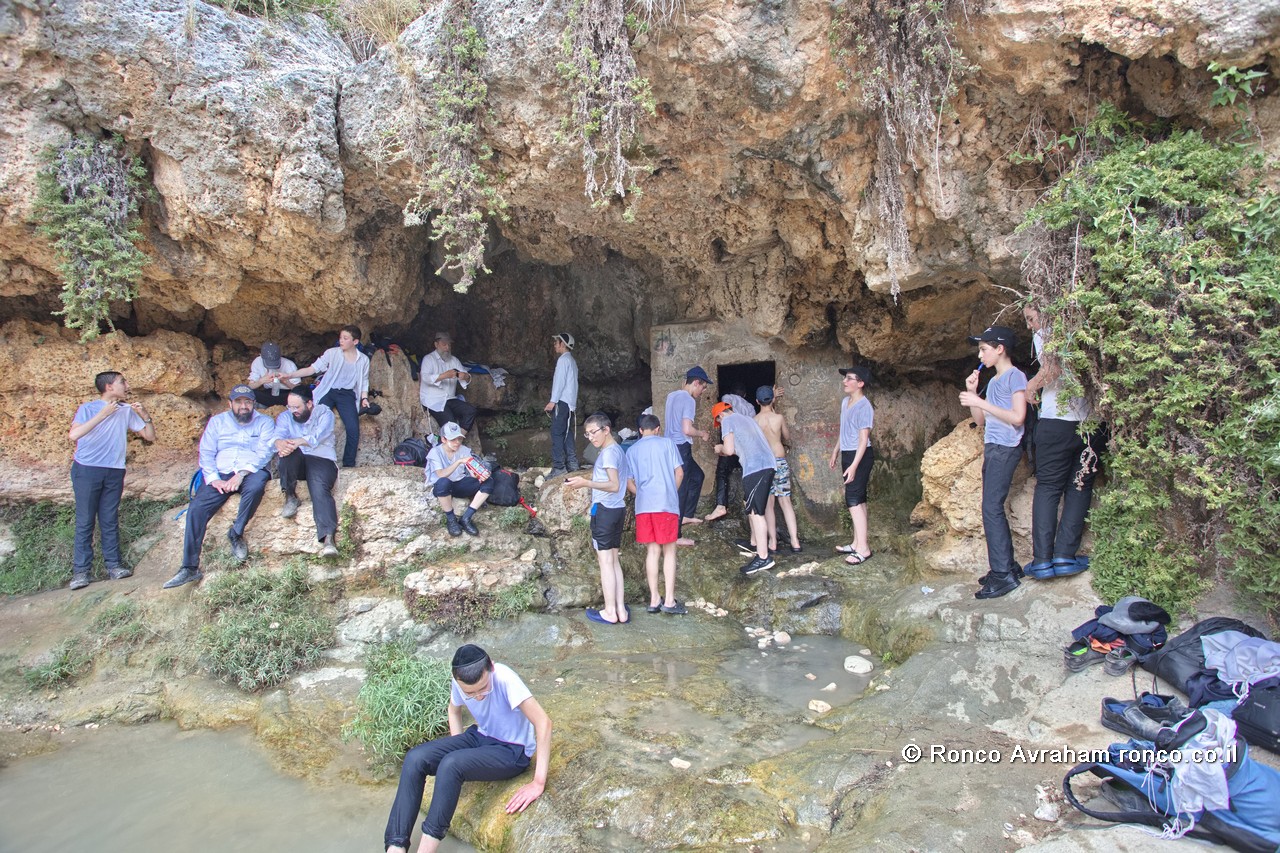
[[3, 0, 1280, 501]]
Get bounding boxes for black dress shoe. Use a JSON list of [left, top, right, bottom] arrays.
[[974, 576, 1020, 599], [445, 514, 463, 537], [978, 564, 1025, 586], [461, 516, 480, 536], [163, 567, 204, 589], [227, 528, 248, 562]]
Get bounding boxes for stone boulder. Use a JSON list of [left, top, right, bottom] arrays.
[[534, 474, 591, 535], [911, 420, 1033, 574]]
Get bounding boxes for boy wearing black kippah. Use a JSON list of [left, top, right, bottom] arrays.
[[384, 645, 552, 853]]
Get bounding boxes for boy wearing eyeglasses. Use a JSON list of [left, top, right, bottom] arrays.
[[566, 412, 631, 625], [384, 644, 552, 853]]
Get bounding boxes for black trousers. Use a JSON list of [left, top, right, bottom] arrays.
[[71, 462, 126, 573], [980, 443, 1023, 582], [1031, 418, 1101, 561], [320, 388, 359, 468], [713, 452, 741, 507], [427, 398, 478, 434], [676, 442, 704, 529], [252, 386, 289, 409], [277, 449, 339, 541], [383, 726, 529, 848], [181, 469, 271, 569], [550, 401, 578, 471]]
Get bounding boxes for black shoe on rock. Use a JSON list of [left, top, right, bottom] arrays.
[[281, 495, 300, 519], [106, 565, 133, 580], [461, 516, 480, 536], [978, 564, 1024, 586], [227, 528, 248, 562], [69, 572, 91, 590], [445, 513, 463, 537], [319, 535, 339, 558], [163, 567, 204, 589], [974, 576, 1020, 600]]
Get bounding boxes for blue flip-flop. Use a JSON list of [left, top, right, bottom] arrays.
[[586, 608, 620, 625], [1053, 556, 1089, 577]]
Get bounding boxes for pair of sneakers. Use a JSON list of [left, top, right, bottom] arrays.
[[69, 565, 133, 590]]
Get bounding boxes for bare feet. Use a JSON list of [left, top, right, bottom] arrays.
[[703, 506, 727, 522], [682, 516, 703, 525], [676, 537, 696, 547]]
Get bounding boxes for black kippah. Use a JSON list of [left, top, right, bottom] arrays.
[[452, 644, 488, 668]]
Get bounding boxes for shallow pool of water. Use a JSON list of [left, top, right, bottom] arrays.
[[719, 634, 874, 713], [0, 723, 473, 853]]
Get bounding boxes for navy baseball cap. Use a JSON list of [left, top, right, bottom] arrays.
[[685, 366, 713, 384], [968, 325, 1017, 349], [756, 385, 775, 403], [229, 384, 254, 401], [261, 342, 282, 369]]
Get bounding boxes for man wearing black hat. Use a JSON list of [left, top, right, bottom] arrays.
[[163, 384, 275, 589], [959, 325, 1028, 600], [419, 332, 477, 434], [664, 366, 713, 542], [384, 644, 551, 853], [543, 332, 579, 477], [246, 341, 299, 409]]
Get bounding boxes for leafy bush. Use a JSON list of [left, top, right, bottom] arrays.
[[344, 638, 452, 766], [0, 498, 176, 596], [32, 134, 150, 340], [1022, 103, 1280, 615], [197, 562, 334, 690]]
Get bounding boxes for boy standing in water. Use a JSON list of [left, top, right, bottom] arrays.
[[959, 325, 1028, 600], [830, 366, 874, 566], [755, 385, 802, 554], [566, 413, 631, 624], [384, 644, 551, 853], [626, 414, 686, 614]]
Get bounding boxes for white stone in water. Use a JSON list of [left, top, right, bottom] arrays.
[[534, 475, 545, 488], [715, 608, 728, 617], [757, 638, 770, 649], [821, 682, 837, 692], [805, 673, 817, 680], [844, 655, 873, 674], [744, 626, 756, 634], [670, 757, 691, 770], [519, 548, 536, 562], [860, 648, 872, 655], [807, 699, 832, 714], [772, 631, 791, 645]]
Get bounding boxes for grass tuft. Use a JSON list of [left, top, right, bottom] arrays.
[[344, 638, 452, 769]]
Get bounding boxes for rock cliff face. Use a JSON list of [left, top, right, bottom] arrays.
[[1, 0, 1278, 498]]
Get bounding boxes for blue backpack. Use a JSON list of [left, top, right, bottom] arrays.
[[1064, 738, 1280, 852]]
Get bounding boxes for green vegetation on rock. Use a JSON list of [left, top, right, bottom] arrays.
[[0, 498, 175, 596], [408, 579, 541, 635], [32, 134, 150, 341], [23, 599, 154, 688], [344, 638, 452, 767], [1022, 101, 1280, 615], [196, 562, 334, 691]]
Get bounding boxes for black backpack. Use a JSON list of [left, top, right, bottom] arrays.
[[393, 437, 428, 467], [488, 469, 520, 506], [1235, 686, 1280, 755], [1140, 617, 1266, 699]]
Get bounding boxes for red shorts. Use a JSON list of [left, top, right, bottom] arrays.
[[635, 512, 679, 545]]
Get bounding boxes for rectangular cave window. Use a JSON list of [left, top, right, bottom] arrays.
[[715, 361, 776, 401]]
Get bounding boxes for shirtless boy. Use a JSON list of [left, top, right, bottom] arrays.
[[754, 385, 801, 553]]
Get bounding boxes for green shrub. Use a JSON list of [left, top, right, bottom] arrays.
[[221, 0, 336, 17], [1022, 102, 1280, 615], [32, 134, 150, 340], [0, 498, 176, 596], [344, 638, 452, 766], [90, 599, 152, 650], [197, 563, 334, 691], [23, 640, 93, 689]]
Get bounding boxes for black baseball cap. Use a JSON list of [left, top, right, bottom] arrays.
[[967, 325, 1017, 349], [261, 342, 282, 370], [838, 365, 871, 385]]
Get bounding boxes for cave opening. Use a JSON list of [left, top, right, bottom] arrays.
[[715, 360, 775, 402]]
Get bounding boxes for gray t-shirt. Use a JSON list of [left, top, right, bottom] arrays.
[[591, 442, 629, 509], [984, 367, 1028, 447], [839, 396, 874, 451], [450, 663, 536, 757], [425, 443, 477, 486], [720, 412, 776, 476], [663, 389, 695, 445], [72, 401, 147, 469], [626, 435, 683, 515]]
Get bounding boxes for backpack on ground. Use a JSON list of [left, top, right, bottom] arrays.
[[488, 469, 520, 506], [1140, 617, 1266, 700], [1063, 737, 1280, 852], [1235, 686, 1280, 755], [392, 437, 428, 467]]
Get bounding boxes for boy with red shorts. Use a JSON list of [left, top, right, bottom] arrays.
[[627, 414, 687, 614]]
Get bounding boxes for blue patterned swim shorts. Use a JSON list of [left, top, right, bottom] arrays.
[[770, 456, 791, 497]]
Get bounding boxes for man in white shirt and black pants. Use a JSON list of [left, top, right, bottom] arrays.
[[419, 332, 477, 435], [544, 332, 579, 477]]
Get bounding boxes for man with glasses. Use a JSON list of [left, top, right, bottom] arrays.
[[384, 644, 552, 853]]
